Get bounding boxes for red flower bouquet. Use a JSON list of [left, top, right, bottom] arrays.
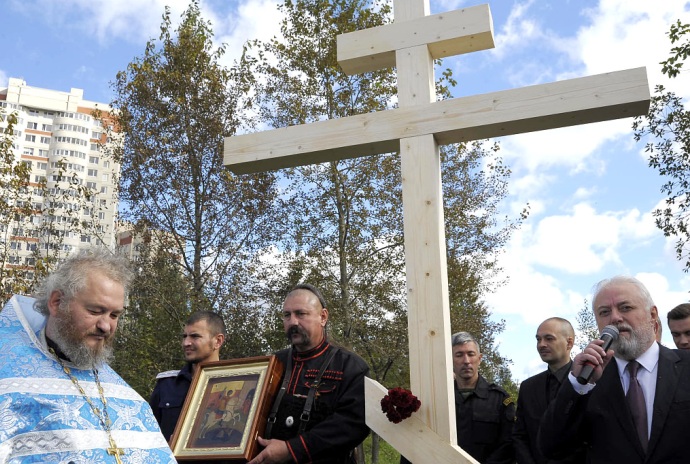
[[380, 387, 421, 423]]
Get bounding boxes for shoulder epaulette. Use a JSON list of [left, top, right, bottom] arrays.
[[503, 396, 514, 406], [156, 369, 180, 380]]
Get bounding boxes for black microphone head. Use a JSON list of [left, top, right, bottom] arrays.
[[600, 325, 619, 340]]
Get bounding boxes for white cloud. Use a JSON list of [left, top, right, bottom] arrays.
[[8, 0, 182, 44], [214, 0, 283, 66], [578, 0, 690, 97]]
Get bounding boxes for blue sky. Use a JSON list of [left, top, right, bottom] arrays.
[[3, 0, 690, 382]]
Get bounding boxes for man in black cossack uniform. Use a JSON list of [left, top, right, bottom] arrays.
[[248, 283, 369, 464], [401, 331, 515, 464]]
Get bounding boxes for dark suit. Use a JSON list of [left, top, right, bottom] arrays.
[[513, 362, 585, 464], [539, 344, 690, 463]]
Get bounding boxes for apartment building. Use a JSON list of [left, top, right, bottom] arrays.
[[0, 78, 120, 276]]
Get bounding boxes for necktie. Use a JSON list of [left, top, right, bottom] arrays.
[[626, 361, 648, 452]]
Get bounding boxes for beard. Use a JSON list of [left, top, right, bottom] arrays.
[[51, 307, 114, 369], [612, 321, 656, 361]]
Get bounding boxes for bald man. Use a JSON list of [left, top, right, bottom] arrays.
[[513, 317, 584, 463]]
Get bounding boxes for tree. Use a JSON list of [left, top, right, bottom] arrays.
[[111, 232, 191, 396], [109, 0, 280, 318], [0, 109, 36, 301], [246, 0, 525, 460], [0, 107, 110, 304], [575, 299, 598, 351], [633, 20, 690, 271]]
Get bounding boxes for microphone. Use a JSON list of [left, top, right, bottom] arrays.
[[576, 325, 619, 385]]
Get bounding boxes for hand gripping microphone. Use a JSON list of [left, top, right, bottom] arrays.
[[576, 325, 619, 385]]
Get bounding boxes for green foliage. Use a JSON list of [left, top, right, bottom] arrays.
[[0, 107, 108, 302], [112, 238, 191, 397], [362, 433, 400, 464], [661, 20, 690, 78], [110, 0, 280, 316], [0, 109, 35, 300], [247, 5, 525, 459], [633, 20, 690, 271]]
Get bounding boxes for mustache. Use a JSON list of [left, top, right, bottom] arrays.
[[287, 326, 308, 337], [614, 322, 633, 333]]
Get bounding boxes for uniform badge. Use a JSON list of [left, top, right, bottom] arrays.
[[285, 416, 294, 427]]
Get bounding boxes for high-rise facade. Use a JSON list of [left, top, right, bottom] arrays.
[[0, 78, 120, 277]]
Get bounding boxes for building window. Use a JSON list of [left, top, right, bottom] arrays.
[[37, 162, 47, 170], [98, 212, 106, 220], [89, 156, 99, 164], [27, 122, 38, 130], [100, 186, 108, 194], [87, 169, 98, 177], [38, 149, 49, 157], [40, 137, 51, 144], [23, 148, 35, 156], [81, 235, 91, 243], [86, 182, 97, 190], [103, 161, 110, 168], [25, 134, 36, 142], [101, 173, 109, 182]]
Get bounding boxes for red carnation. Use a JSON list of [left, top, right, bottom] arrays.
[[380, 387, 421, 423]]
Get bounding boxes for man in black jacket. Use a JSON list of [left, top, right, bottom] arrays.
[[539, 275, 690, 463], [513, 317, 584, 464], [401, 331, 515, 464], [249, 284, 369, 464]]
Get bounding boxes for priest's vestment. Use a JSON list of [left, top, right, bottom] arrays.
[[0, 295, 177, 463]]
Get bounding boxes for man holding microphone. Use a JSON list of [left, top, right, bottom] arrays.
[[539, 276, 690, 463]]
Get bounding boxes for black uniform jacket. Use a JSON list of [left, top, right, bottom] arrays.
[[539, 345, 690, 464], [455, 375, 515, 464], [513, 361, 585, 464], [269, 339, 370, 464], [401, 374, 515, 464], [150, 362, 194, 441]]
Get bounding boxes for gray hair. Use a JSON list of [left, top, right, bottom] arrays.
[[34, 248, 133, 315], [591, 276, 655, 313], [451, 331, 481, 353]]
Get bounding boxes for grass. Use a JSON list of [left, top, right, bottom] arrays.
[[360, 433, 401, 464]]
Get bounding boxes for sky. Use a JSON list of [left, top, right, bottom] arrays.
[[3, 0, 690, 383]]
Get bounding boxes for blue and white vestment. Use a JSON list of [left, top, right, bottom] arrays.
[[0, 295, 177, 463]]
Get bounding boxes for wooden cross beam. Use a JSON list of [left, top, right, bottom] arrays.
[[223, 2, 650, 462]]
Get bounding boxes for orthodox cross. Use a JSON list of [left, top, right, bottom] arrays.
[[223, 2, 649, 462]]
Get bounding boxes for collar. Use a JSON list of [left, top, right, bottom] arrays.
[[45, 333, 71, 362], [292, 338, 330, 361], [179, 362, 195, 381], [614, 341, 659, 375], [548, 360, 572, 383], [456, 375, 489, 398]]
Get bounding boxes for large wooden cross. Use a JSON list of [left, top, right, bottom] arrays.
[[224, 2, 649, 462]]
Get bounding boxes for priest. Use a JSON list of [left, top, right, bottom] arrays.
[[0, 248, 177, 463]]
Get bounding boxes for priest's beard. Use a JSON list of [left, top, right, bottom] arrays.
[[613, 320, 656, 361], [51, 305, 114, 369]]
